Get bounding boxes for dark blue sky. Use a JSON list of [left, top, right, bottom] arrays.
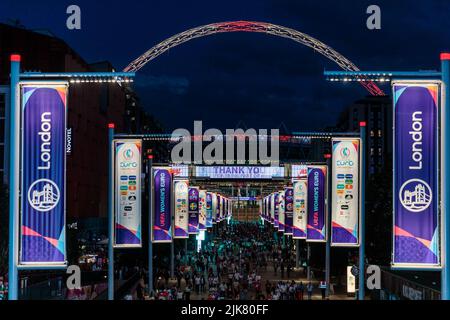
[[2, 0, 450, 131]]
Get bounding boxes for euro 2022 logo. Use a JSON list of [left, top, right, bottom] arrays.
[[28, 178, 60, 212], [340, 146, 351, 159], [399, 179, 433, 213], [123, 148, 134, 160]]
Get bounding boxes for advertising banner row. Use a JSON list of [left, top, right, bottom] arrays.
[[261, 139, 361, 247], [152, 168, 232, 243], [15, 81, 443, 270]]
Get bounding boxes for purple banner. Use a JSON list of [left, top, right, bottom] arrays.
[[20, 84, 67, 266], [284, 187, 294, 235], [393, 83, 440, 268], [188, 187, 199, 234], [206, 192, 213, 228], [274, 193, 279, 228], [307, 166, 327, 242], [153, 169, 172, 242]]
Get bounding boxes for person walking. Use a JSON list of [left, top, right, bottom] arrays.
[[307, 281, 313, 300]]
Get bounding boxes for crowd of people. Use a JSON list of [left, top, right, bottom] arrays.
[[0, 276, 8, 300], [140, 221, 327, 300]]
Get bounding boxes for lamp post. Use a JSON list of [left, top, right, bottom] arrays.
[[441, 53, 450, 300], [324, 153, 332, 298], [107, 123, 115, 300], [147, 155, 154, 295], [359, 121, 367, 301], [8, 54, 21, 300]]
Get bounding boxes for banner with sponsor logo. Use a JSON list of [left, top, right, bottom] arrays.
[[199, 190, 207, 231], [114, 140, 142, 247], [393, 82, 440, 268], [307, 166, 327, 242], [153, 169, 172, 243], [278, 191, 285, 232], [174, 180, 189, 238], [293, 180, 307, 239], [291, 165, 308, 180], [188, 187, 200, 234], [206, 192, 213, 228], [269, 195, 273, 224], [331, 138, 360, 247], [212, 193, 218, 224], [20, 83, 68, 266], [284, 187, 294, 235]]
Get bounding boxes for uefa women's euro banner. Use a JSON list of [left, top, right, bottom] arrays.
[[307, 166, 327, 242], [206, 192, 213, 228], [174, 180, 189, 238], [393, 82, 440, 268], [20, 83, 67, 266], [199, 190, 207, 231], [293, 180, 307, 239], [331, 138, 360, 247], [153, 169, 172, 243], [188, 187, 200, 234], [278, 191, 285, 232], [274, 193, 279, 228], [114, 140, 142, 247], [284, 187, 294, 235]]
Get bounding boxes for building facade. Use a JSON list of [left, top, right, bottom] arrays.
[[335, 95, 393, 176], [0, 23, 128, 220]]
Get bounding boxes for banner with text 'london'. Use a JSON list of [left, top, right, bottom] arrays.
[[393, 82, 440, 268], [20, 84, 67, 266], [331, 138, 360, 247], [114, 140, 142, 247], [307, 166, 327, 242]]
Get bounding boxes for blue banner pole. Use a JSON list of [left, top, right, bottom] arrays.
[[148, 157, 154, 295], [325, 154, 332, 298], [441, 53, 450, 300], [358, 122, 367, 300], [8, 54, 21, 301], [107, 124, 115, 300]]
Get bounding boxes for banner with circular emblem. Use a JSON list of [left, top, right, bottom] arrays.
[[19, 83, 68, 267], [331, 138, 360, 247], [392, 81, 441, 269]]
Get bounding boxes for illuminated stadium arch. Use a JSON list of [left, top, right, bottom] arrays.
[[124, 20, 384, 96]]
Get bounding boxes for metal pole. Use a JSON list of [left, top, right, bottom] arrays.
[[307, 243, 311, 281], [148, 158, 154, 294], [170, 241, 175, 278], [8, 54, 20, 300], [296, 239, 300, 268], [441, 53, 450, 300], [107, 124, 115, 300], [325, 155, 332, 298], [358, 122, 367, 300]]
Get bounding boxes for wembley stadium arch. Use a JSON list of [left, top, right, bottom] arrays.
[[124, 20, 384, 96]]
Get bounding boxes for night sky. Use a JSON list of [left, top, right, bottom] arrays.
[[2, 0, 450, 132]]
